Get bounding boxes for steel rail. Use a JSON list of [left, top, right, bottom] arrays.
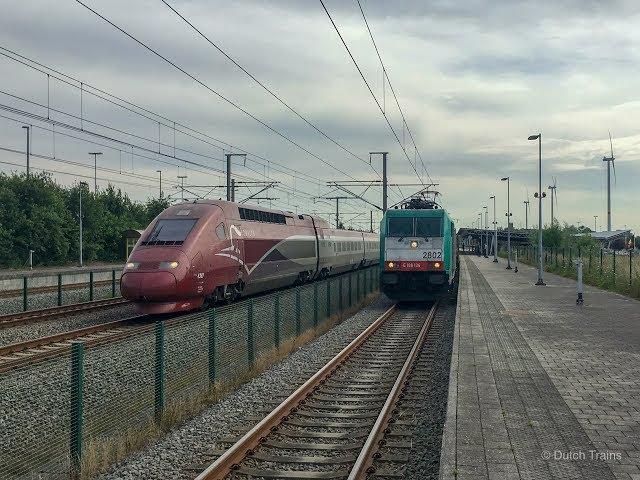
[[0, 297, 129, 329], [348, 301, 439, 479], [0, 279, 116, 299], [0, 314, 150, 373], [194, 303, 398, 480]]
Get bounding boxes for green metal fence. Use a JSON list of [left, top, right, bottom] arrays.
[[517, 245, 640, 297], [0, 266, 379, 479], [0, 269, 121, 315]]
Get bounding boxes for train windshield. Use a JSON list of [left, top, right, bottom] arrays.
[[143, 219, 197, 245], [388, 218, 414, 237], [415, 217, 442, 237]]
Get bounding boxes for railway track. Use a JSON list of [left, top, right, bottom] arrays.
[[194, 301, 438, 480], [0, 314, 151, 373], [0, 278, 116, 298], [0, 297, 129, 329]]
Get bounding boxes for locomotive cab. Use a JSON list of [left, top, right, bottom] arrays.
[[380, 205, 457, 302], [121, 203, 225, 314]]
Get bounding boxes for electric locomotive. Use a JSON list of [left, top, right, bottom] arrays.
[[379, 196, 458, 301]]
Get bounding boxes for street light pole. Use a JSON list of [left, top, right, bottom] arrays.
[[594, 215, 598, 232], [490, 195, 498, 262], [89, 152, 103, 193], [22, 125, 30, 179], [157, 170, 162, 199], [501, 177, 512, 269], [78, 182, 88, 267], [529, 133, 545, 285], [483, 206, 489, 258]]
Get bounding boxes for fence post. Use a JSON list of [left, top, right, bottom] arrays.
[[569, 247, 572, 265], [348, 273, 353, 307], [339, 276, 343, 312], [208, 309, 216, 384], [589, 249, 592, 273], [295, 289, 301, 336], [248, 299, 255, 366], [600, 249, 603, 275], [364, 268, 368, 295], [274, 294, 281, 348], [613, 252, 616, 280], [326, 279, 331, 318], [22, 277, 27, 312], [630, 250, 633, 288], [58, 274, 63, 306], [154, 321, 165, 424], [89, 272, 94, 301], [111, 270, 116, 298], [562, 248, 565, 267], [70, 341, 84, 474], [313, 283, 318, 327]]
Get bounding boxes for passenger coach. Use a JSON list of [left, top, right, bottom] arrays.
[[380, 198, 458, 301]]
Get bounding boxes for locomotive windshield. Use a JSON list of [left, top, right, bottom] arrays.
[[388, 218, 413, 237], [387, 217, 442, 237], [415, 217, 442, 236], [143, 219, 197, 245]]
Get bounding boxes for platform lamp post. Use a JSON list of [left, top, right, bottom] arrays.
[[478, 213, 483, 255], [593, 215, 598, 232], [501, 177, 512, 269], [528, 133, 546, 285], [483, 205, 489, 258], [490, 195, 498, 262], [78, 181, 88, 267]]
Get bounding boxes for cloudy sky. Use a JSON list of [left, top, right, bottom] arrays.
[[1, 0, 639, 232]]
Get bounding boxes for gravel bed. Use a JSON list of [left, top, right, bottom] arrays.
[[0, 303, 138, 347], [96, 295, 394, 480], [401, 298, 457, 480], [0, 283, 121, 315]]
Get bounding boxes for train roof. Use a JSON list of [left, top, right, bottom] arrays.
[[384, 207, 451, 219]]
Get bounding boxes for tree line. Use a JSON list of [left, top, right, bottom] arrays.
[[0, 172, 168, 268]]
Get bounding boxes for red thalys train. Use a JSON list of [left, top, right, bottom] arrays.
[[121, 200, 379, 314]]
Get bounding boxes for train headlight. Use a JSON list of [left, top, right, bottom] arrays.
[[387, 261, 395, 269], [125, 262, 140, 269], [434, 262, 441, 269], [410, 241, 418, 249], [159, 261, 180, 269]]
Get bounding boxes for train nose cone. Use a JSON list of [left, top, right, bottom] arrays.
[[121, 271, 178, 301]]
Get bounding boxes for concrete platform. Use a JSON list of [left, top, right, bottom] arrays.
[[439, 255, 640, 480]]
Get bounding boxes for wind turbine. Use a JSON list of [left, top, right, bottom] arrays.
[[523, 188, 531, 229], [547, 177, 558, 226], [602, 131, 616, 232]]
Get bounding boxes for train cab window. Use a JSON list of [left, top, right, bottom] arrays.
[[215, 223, 226, 240], [415, 217, 442, 237], [388, 217, 413, 237], [143, 218, 197, 245]]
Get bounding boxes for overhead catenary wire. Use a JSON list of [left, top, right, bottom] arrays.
[[0, 46, 330, 188], [73, 0, 356, 180], [318, 0, 425, 185], [355, 0, 433, 184], [160, 0, 383, 182]]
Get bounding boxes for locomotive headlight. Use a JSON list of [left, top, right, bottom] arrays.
[[387, 261, 395, 269], [434, 262, 441, 269], [159, 261, 180, 269], [410, 240, 418, 249], [125, 262, 140, 269]]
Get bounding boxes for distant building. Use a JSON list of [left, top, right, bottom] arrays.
[[583, 230, 634, 250]]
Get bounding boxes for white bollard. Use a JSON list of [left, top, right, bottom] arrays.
[[514, 250, 518, 273], [575, 259, 584, 305]]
